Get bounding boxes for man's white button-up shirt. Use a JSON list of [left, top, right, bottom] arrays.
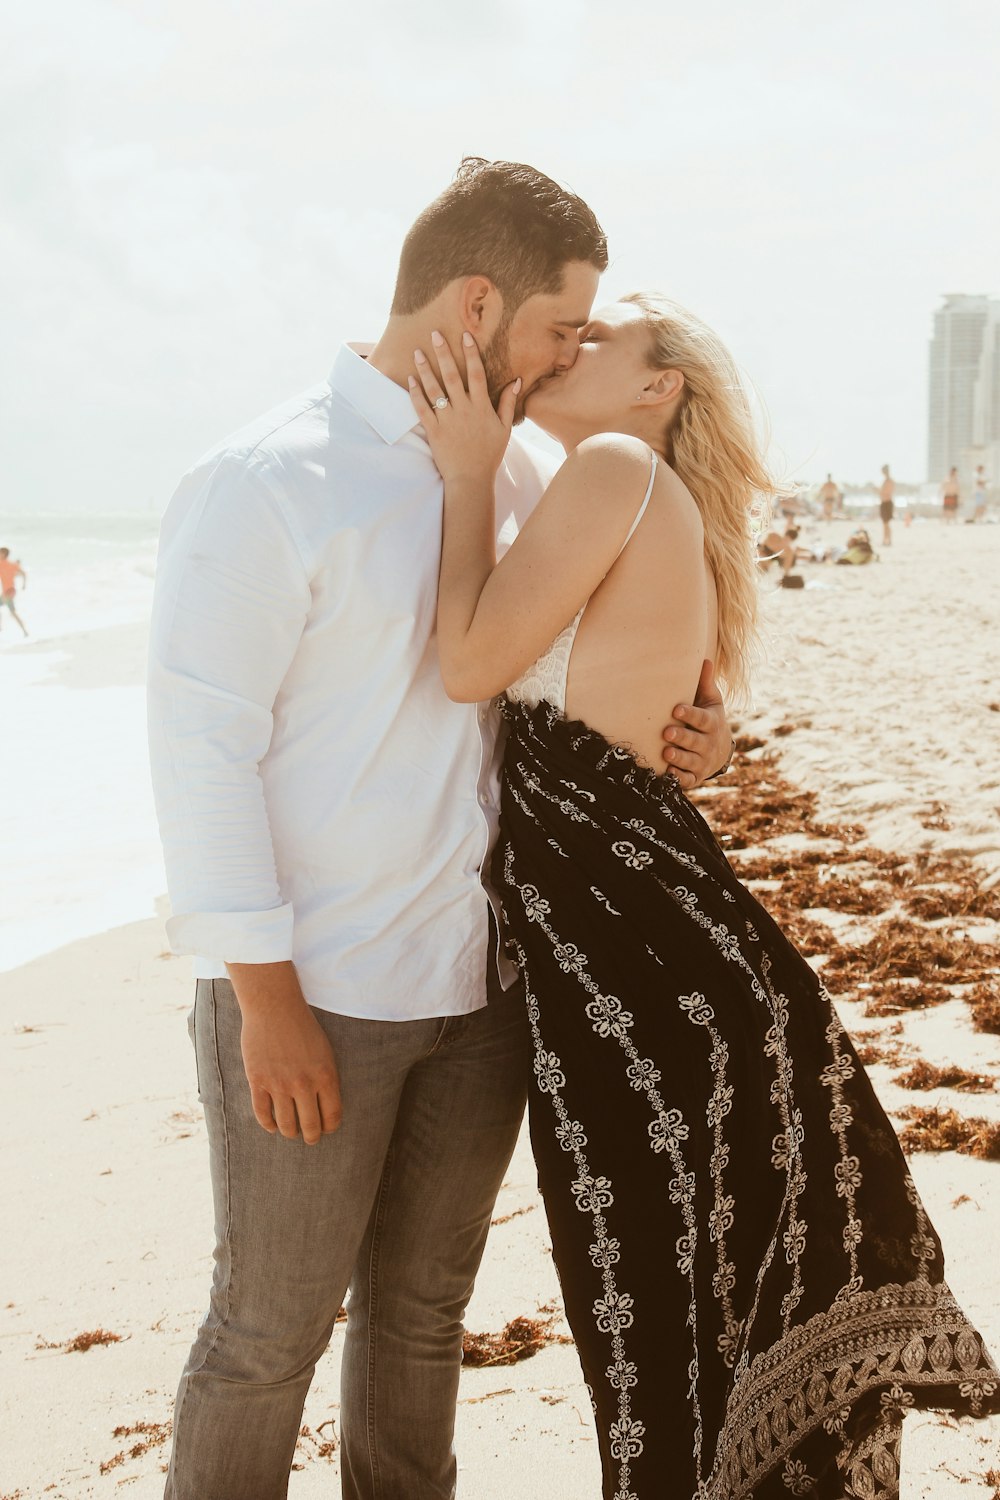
[[147, 343, 556, 1020]]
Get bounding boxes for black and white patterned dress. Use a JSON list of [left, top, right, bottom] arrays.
[[494, 457, 998, 1499]]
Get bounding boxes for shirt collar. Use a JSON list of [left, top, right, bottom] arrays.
[[329, 343, 421, 446]]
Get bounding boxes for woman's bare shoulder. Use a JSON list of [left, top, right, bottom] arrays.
[[567, 432, 655, 477], [545, 433, 657, 512]]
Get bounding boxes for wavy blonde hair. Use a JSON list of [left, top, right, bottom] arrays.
[[621, 292, 776, 704]]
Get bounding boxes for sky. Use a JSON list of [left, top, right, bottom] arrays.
[[2, 0, 999, 513]]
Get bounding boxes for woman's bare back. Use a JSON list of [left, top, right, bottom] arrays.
[[564, 461, 718, 773]]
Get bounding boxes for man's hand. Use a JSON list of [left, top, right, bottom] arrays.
[[662, 659, 733, 791], [226, 961, 342, 1145]]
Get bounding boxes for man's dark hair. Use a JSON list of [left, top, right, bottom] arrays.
[[391, 157, 608, 318]]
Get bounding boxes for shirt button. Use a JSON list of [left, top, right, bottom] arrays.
[[479, 792, 491, 806], [479, 709, 488, 722]]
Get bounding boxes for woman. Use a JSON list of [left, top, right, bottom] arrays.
[[879, 464, 895, 546], [408, 299, 998, 1499]]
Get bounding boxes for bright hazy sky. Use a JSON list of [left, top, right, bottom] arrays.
[[4, 0, 999, 512]]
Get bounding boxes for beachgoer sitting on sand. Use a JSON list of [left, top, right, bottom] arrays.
[[757, 523, 798, 574], [835, 527, 876, 565]]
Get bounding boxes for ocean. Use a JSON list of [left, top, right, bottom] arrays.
[[0, 512, 160, 642], [0, 513, 166, 976]]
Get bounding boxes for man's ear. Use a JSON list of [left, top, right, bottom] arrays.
[[643, 368, 684, 405], [459, 276, 503, 338]]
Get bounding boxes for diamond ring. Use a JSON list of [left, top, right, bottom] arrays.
[[434, 396, 450, 410]]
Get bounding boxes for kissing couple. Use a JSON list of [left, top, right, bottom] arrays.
[[148, 158, 997, 1499]]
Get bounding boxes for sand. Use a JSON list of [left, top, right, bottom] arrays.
[[748, 516, 1000, 882], [2, 514, 998, 1497]]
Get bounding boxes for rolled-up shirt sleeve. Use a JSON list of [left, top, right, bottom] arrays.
[[147, 452, 312, 963]]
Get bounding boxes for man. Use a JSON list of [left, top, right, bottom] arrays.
[[879, 463, 895, 546], [818, 473, 841, 521], [148, 158, 732, 1500], [0, 547, 28, 636]]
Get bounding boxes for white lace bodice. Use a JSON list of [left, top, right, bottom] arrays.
[[506, 451, 658, 714]]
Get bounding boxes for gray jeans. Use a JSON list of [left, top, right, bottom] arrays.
[[164, 968, 529, 1500]]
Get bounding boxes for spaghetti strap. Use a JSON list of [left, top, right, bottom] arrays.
[[613, 450, 658, 561]]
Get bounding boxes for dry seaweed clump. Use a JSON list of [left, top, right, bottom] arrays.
[[897, 1106, 1000, 1161], [776, 872, 893, 917], [851, 1026, 912, 1068], [693, 748, 861, 858], [903, 861, 1000, 921], [100, 1421, 172, 1475], [36, 1328, 123, 1354], [967, 981, 1000, 1035], [462, 1315, 572, 1367], [293, 1423, 338, 1466], [860, 980, 955, 1019], [893, 1060, 996, 1093], [822, 922, 997, 989], [729, 849, 830, 881]]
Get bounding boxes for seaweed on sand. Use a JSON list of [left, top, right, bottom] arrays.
[[462, 1315, 572, 1367], [893, 1059, 996, 1093], [967, 981, 1000, 1036], [821, 922, 997, 988], [100, 1421, 172, 1475], [896, 1106, 1000, 1161], [35, 1328, 123, 1353], [861, 981, 955, 1019]]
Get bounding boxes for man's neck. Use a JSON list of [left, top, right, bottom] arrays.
[[368, 313, 462, 394]]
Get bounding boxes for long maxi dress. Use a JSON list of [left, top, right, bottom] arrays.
[[494, 452, 998, 1500]]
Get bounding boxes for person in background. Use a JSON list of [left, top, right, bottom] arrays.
[[878, 463, 895, 546], [0, 548, 28, 637], [818, 472, 841, 520], [941, 466, 961, 523], [973, 465, 988, 522], [836, 526, 876, 564], [757, 522, 798, 576]]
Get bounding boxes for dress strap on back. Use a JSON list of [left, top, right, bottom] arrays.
[[614, 450, 658, 561]]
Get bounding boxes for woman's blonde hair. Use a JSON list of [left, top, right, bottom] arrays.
[[621, 292, 777, 704]]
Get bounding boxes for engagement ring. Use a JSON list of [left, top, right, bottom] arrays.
[[434, 396, 449, 410]]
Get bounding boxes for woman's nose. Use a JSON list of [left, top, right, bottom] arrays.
[[555, 336, 582, 371]]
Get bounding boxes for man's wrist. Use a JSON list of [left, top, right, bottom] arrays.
[[226, 960, 306, 1016], [706, 743, 735, 781]]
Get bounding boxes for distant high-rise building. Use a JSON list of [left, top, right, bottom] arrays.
[[973, 304, 1000, 490], [926, 294, 995, 483]]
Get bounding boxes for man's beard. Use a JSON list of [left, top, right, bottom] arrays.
[[480, 320, 527, 426]]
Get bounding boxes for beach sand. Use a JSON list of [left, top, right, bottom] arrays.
[[2, 515, 999, 1497]]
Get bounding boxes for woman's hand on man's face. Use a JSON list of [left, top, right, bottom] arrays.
[[408, 330, 520, 484]]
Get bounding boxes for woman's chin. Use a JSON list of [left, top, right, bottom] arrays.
[[523, 389, 559, 429]]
